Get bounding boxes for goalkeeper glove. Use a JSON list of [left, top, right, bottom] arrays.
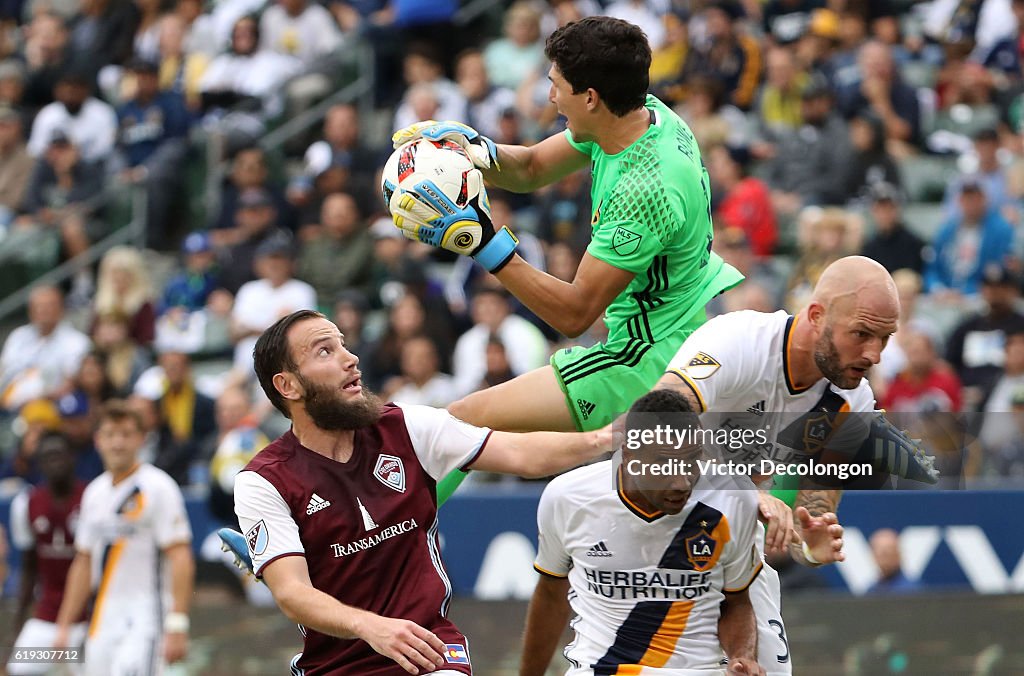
[[393, 181, 519, 273], [392, 120, 500, 170]]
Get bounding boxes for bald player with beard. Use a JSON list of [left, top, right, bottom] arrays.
[[653, 256, 936, 674]]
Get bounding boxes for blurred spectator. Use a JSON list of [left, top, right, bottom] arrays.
[[943, 129, 1015, 223], [451, 287, 548, 398], [844, 113, 901, 200], [383, 335, 456, 407], [230, 234, 316, 378], [161, 233, 222, 314], [91, 312, 152, 396], [126, 392, 192, 484], [70, 351, 115, 414], [28, 67, 117, 164], [56, 390, 104, 480], [132, 0, 165, 64], [873, 269, 924, 400], [980, 386, 1024, 477], [794, 8, 840, 79], [765, 76, 851, 215], [366, 216, 428, 308], [860, 183, 925, 275], [0, 399, 61, 483], [0, 60, 28, 119], [866, 529, 920, 594], [785, 207, 858, 310], [0, 286, 88, 411], [979, 331, 1024, 450], [706, 144, 776, 258], [755, 45, 808, 138], [331, 290, 372, 383], [156, 12, 211, 110], [93, 245, 156, 347], [217, 188, 291, 294], [67, 0, 138, 77], [483, 2, 545, 91], [923, 180, 1015, 297], [606, 0, 667, 50], [297, 192, 373, 304], [366, 292, 448, 390], [455, 48, 517, 142], [20, 12, 72, 112], [946, 265, 1024, 409], [206, 385, 269, 523], [837, 41, 920, 154], [536, 169, 592, 252], [480, 334, 515, 389], [155, 349, 215, 482], [392, 41, 466, 131], [762, 0, 823, 46], [684, 2, 761, 110], [198, 14, 302, 139], [674, 76, 749, 152], [649, 10, 688, 106], [115, 57, 192, 250], [259, 0, 343, 66], [0, 105, 34, 227], [710, 227, 785, 314], [16, 131, 106, 274], [7, 432, 87, 666], [881, 325, 962, 413], [288, 104, 379, 216], [212, 145, 295, 240]]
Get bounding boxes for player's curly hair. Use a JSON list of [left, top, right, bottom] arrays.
[[625, 389, 700, 435], [544, 16, 651, 117], [254, 309, 327, 418]]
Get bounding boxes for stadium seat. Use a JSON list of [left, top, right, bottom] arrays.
[[898, 155, 959, 203]]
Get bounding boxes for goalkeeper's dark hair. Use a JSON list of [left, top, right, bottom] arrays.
[[625, 389, 701, 435], [254, 309, 327, 418], [544, 16, 651, 117]]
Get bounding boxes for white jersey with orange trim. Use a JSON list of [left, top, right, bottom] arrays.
[[535, 461, 761, 675], [664, 309, 877, 675], [74, 463, 191, 675]]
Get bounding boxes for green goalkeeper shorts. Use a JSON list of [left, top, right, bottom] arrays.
[[551, 311, 707, 432]]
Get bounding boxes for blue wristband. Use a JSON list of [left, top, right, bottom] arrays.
[[473, 226, 518, 272]]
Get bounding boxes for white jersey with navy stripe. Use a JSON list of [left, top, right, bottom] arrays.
[[535, 461, 761, 674]]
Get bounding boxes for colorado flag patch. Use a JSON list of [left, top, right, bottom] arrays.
[[444, 643, 469, 664]]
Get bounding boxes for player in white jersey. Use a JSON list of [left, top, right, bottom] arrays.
[[656, 256, 937, 674], [521, 389, 771, 676], [54, 400, 194, 676]]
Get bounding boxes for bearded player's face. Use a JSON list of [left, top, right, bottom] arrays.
[[814, 297, 898, 389], [288, 318, 381, 430]]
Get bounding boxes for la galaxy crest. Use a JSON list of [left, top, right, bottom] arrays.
[[685, 529, 719, 571]]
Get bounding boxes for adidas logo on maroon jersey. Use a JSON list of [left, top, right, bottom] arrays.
[[306, 493, 331, 515]]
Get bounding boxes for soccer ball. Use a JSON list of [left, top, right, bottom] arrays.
[[381, 138, 486, 255]]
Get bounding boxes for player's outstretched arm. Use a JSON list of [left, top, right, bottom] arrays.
[[53, 550, 91, 649], [470, 425, 614, 479], [719, 587, 765, 676], [519, 574, 571, 676], [496, 253, 635, 338], [262, 556, 447, 675], [487, 133, 590, 193]]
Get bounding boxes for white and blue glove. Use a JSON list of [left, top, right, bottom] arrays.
[[392, 120, 500, 170], [392, 181, 519, 273]]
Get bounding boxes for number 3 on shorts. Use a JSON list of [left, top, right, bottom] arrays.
[[768, 618, 790, 663]]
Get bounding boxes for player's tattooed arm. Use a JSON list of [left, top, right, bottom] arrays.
[[789, 490, 845, 567]]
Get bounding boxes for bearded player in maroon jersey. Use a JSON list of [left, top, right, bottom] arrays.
[[5, 433, 87, 675], [233, 310, 613, 675]]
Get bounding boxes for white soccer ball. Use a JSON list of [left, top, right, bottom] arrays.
[[381, 138, 486, 255]]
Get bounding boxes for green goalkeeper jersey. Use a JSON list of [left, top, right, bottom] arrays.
[[565, 94, 742, 347]]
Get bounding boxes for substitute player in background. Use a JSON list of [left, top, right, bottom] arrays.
[[6, 433, 86, 675], [656, 255, 936, 674], [233, 310, 613, 675], [521, 390, 772, 676], [391, 18, 743, 452], [54, 401, 194, 676]]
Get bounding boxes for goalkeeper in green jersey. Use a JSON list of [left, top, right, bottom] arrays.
[[391, 17, 743, 499]]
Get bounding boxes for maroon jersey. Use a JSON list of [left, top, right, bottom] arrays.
[[234, 403, 491, 676], [10, 481, 86, 622]]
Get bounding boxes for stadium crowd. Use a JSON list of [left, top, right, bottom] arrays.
[[2, 0, 1024, 513]]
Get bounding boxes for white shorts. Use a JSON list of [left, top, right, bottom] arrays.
[[749, 562, 792, 676], [83, 616, 163, 676], [7, 618, 87, 676]]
